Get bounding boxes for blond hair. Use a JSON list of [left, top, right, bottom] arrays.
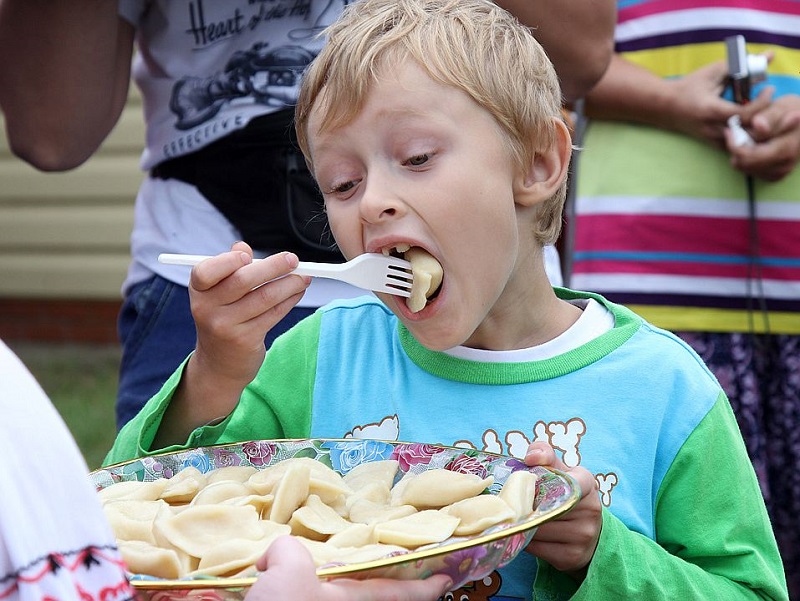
[[295, 0, 567, 245]]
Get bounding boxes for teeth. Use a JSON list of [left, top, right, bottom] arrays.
[[381, 243, 411, 257]]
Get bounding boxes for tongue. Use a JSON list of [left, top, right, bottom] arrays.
[[405, 247, 443, 313]]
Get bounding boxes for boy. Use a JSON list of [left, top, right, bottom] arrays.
[[106, 0, 789, 598]]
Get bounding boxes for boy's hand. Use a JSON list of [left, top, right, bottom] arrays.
[[152, 242, 310, 448], [523, 442, 602, 581], [189, 241, 310, 385]]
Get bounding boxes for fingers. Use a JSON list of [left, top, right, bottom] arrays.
[[247, 537, 319, 601], [190, 249, 252, 292], [725, 94, 800, 181], [328, 574, 453, 601], [248, 536, 453, 601], [190, 250, 310, 332], [523, 441, 560, 468], [191, 249, 302, 301], [522, 444, 602, 577], [255, 535, 315, 573], [737, 86, 774, 127], [729, 124, 800, 181]]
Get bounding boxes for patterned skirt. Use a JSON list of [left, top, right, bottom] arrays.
[[678, 331, 800, 599]]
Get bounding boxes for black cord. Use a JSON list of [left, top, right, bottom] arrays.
[[744, 173, 771, 338]]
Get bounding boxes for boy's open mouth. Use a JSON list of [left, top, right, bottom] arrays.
[[383, 244, 443, 312]]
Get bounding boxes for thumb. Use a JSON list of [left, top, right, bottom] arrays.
[[524, 441, 560, 468], [255, 535, 315, 574]]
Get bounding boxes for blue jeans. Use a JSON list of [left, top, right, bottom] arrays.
[[116, 275, 315, 430]]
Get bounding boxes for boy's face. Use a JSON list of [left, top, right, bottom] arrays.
[[307, 61, 547, 351]]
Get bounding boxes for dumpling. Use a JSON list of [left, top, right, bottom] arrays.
[[374, 510, 460, 547], [289, 494, 352, 540], [497, 470, 539, 520], [394, 469, 494, 508], [97, 479, 168, 504], [102, 499, 168, 544], [155, 504, 263, 557], [343, 460, 400, 491], [405, 247, 443, 313], [326, 523, 377, 548], [348, 498, 417, 525], [442, 495, 516, 536], [191, 521, 290, 577], [190, 479, 252, 506], [268, 462, 311, 524], [205, 465, 258, 484], [118, 539, 186, 579], [159, 466, 207, 504], [333, 543, 408, 564]]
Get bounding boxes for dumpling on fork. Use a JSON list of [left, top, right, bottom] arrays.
[[398, 246, 443, 313]]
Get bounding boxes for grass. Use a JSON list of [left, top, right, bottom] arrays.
[[10, 341, 120, 470]]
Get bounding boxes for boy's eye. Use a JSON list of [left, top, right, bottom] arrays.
[[329, 180, 355, 194], [405, 153, 430, 167]]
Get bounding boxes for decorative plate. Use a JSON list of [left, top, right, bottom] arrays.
[[91, 438, 580, 600]]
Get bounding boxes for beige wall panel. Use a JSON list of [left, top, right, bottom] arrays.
[[0, 157, 143, 203], [0, 205, 133, 248], [0, 85, 143, 300], [0, 254, 129, 299]]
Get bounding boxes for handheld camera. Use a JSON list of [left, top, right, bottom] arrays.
[[725, 35, 768, 104]]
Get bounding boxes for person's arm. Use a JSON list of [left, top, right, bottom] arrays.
[[582, 54, 774, 149], [0, 0, 135, 171], [496, 0, 616, 103]]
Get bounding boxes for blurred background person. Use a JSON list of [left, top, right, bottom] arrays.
[[0, 0, 614, 431], [566, 2, 800, 596]]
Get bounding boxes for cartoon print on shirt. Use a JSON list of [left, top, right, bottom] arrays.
[[455, 430, 502, 453], [596, 472, 618, 507], [169, 0, 354, 130], [442, 571, 506, 601], [502, 419, 586, 467], [535, 419, 586, 468], [346, 414, 400, 440]]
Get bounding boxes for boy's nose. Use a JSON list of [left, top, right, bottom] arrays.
[[358, 177, 404, 224]]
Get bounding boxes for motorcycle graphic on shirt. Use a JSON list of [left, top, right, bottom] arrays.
[[169, 42, 316, 130], [169, 0, 353, 130]]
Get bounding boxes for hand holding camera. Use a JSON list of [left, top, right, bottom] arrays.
[[723, 35, 800, 181]]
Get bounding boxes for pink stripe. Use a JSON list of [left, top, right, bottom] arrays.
[[574, 214, 800, 259], [619, 0, 800, 22], [571, 259, 799, 281]]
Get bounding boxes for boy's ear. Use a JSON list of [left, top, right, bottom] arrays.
[[514, 117, 572, 207]]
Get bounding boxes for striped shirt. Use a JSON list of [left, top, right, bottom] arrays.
[[570, 0, 800, 334]]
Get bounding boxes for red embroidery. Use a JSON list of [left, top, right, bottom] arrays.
[[1, 545, 135, 601]]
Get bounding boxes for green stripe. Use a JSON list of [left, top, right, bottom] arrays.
[[577, 121, 800, 202]]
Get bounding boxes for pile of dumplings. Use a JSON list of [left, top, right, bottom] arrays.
[[97, 457, 539, 580]]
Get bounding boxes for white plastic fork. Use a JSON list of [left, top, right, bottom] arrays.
[[158, 252, 414, 297]]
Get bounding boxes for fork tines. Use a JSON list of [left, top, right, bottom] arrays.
[[386, 261, 414, 295]]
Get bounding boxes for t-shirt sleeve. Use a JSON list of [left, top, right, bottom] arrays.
[[103, 311, 322, 466], [562, 393, 788, 600]]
